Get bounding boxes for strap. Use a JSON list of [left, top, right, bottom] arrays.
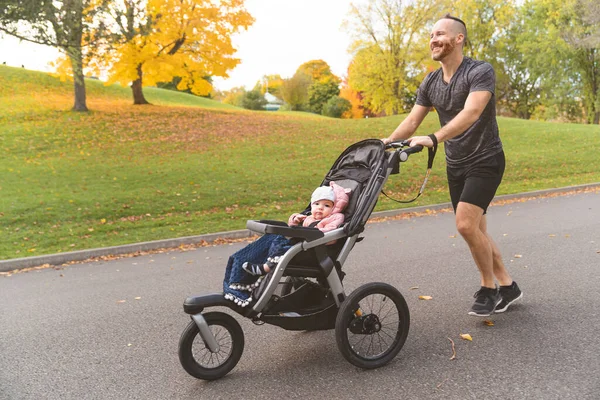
[[381, 135, 438, 204]]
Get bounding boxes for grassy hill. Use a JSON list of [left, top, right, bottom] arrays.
[[1, 65, 599, 260]]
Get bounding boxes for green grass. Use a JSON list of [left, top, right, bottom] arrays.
[[1, 65, 599, 260]]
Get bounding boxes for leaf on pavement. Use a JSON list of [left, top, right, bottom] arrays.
[[483, 320, 494, 326], [134, 297, 141, 300], [409, 286, 419, 290], [447, 337, 456, 360], [514, 254, 522, 258], [418, 295, 433, 300], [549, 234, 556, 237], [117, 300, 126, 303], [460, 333, 473, 341]]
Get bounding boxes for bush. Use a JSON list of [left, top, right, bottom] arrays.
[[321, 96, 352, 118], [241, 90, 267, 110]]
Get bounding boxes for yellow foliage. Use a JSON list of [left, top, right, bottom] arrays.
[[84, 0, 254, 96]]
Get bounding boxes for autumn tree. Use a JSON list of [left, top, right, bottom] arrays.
[[280, 72, 311, 111], [253, 74, 284, 100], [87, 0, 253, 105], [339, 75, 364, 119], [295, 59, 341, 114], [345, 0, 448, 115], [0, 0, 99, 111]]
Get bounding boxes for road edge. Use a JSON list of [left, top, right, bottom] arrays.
[[2, 182, 599, 272]]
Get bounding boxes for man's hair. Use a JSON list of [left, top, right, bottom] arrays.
[[442, 13, 468, 47]]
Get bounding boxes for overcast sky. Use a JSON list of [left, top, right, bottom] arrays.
[[0, 0, 359, 91]]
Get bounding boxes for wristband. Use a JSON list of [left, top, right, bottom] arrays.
[[428, 133, 438, 147]]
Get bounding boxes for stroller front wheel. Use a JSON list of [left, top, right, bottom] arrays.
[[178, 312, 244, 380], [335, 282, 410, 369]]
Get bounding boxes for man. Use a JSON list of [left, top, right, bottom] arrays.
[[382, 14, 522, 317]]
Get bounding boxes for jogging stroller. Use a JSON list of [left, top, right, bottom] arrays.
[[178, 139, 426, 380]]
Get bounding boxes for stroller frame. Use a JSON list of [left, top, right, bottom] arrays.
[[179, 139, 424, 380]]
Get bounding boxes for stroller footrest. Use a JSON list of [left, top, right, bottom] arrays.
[[183, 293, 231, 314]]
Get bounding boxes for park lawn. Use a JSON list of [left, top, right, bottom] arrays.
[[1, 66, 600, 260]]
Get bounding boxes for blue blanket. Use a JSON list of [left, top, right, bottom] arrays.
[[223, 234, 292, 307]]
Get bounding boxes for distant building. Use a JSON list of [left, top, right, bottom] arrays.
[[264, 92, 283, 111]]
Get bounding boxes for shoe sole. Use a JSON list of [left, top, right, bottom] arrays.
[[468, 298, 502, 317], [494, 292, 523, 313]]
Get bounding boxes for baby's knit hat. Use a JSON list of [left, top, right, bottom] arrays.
[[311, 186, 336, 204]]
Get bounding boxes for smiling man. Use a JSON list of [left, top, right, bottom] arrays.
[[382, 14, 523, 317]]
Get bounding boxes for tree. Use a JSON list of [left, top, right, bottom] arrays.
[[295, 59, 341, 114], [322, 96, 352, 118], [253, 74, 284, 100], [221, 86, 246, 107], [87, 0, 253, 105], [280, 72, 311, 111], [494, 7, 543, 119], [0, 0, 98, 111], [339, 82, 364, 119], [345, 0, 449, 115], [519, 0, 599, 123], [240, 89, 267, 110], [307, 80, 340, 114]]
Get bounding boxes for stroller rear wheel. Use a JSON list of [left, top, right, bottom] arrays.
[[178, 312, 244, 380], [335, 282, 409, 369]]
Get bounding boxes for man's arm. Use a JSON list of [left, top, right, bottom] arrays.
[[383, 104, 431, 144], [408, 90, 492, 147]]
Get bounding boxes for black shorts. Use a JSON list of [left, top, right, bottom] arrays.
[[447, 151, 505, 214]]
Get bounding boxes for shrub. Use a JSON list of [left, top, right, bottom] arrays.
[[321, 96, 352, 118]]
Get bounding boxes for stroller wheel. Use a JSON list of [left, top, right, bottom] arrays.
[[178, 312, 244, 380], [335, 282, 409, 369]]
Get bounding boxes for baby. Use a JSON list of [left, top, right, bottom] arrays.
[[241, 182, 350, 276]]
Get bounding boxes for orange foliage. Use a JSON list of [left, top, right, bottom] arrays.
[[339, 85, 364, 119]]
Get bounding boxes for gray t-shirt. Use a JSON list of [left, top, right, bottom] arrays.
[[416, 57, 503, 168]]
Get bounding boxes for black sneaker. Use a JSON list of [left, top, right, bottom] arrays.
[[468, 286, 501, 317], [495, 281, 523, 313]]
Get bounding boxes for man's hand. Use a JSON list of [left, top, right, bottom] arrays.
[[381, 137, 392, 145], [407, 135, 435, 148]]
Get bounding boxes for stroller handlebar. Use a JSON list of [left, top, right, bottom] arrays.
[[386, 140, 424, 162]]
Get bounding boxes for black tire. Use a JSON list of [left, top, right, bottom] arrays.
[[335, 282, 409, 369], [178, 312, 244, 380]]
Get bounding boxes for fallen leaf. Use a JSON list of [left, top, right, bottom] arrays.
[[549, 234, 556, 237], [506, 211, 513, 216], [503, 233, 508, 236], [447, 337, 456, 360], [409, 286, 419, 290], [514, 254, 522, 258], [449, 234, 457, 238], [134, 297, 141, 300], [418, 295, 433, 300], [460, 333, 473, 341], [483, 320, 494, 326], [117, 300, 126, 304], [127, 343, 132, 347]]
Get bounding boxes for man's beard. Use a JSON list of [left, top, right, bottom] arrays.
[[432, 40, 456, 61]]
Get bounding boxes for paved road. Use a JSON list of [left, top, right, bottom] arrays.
[[1, 191, 599, 400]]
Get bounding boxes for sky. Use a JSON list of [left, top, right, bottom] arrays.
[[0, 0, 360, 91]]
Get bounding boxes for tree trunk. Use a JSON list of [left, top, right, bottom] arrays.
[[68, 47, 88, 112], [594, 111, 600, 125], [131, 64, 149, 105]]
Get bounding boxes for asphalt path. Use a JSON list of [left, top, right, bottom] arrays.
[[1, 190, 599, 400]]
